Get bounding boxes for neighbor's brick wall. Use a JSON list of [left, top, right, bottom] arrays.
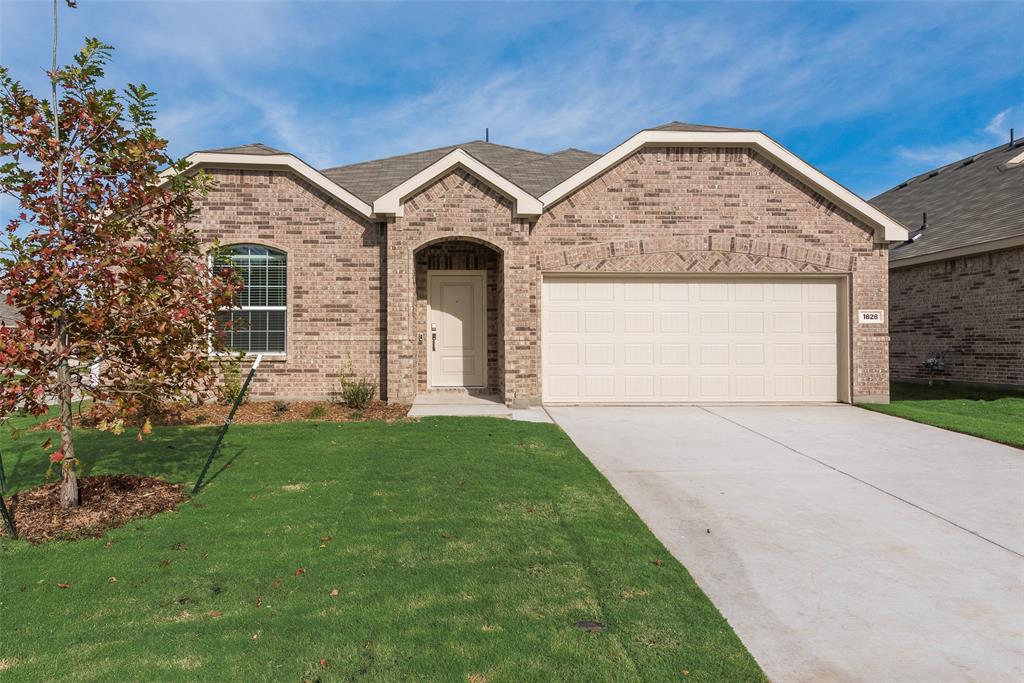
[[192, 168, 385, 400], [889, 246, 1024, 386]]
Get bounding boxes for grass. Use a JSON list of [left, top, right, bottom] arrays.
[[861, 381, 1024, 448], [0, 413, 764, 682]]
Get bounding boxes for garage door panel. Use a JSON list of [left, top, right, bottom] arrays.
[[543, 276, 841, 403], [660, 311, 689, 332]]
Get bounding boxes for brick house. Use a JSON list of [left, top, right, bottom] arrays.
[[0, 302, 19, 327], [871, 138, 1024, 389], [172, 122, 907, 406]]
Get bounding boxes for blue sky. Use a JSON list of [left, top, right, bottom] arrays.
[[1, 1, 1022, 199]]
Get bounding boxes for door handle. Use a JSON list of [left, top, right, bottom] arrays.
[[431, 332, 436, 351]]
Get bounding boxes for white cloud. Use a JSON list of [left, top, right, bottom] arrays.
[[1, 0, 1022, 195], [897, 106, 1023, 167]]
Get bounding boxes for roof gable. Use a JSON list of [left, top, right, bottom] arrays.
[[170, 121, 908, 241], [371, 148, 543, 217], [539, 128, 908, 243]]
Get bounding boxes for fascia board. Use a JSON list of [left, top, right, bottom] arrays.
[[889, 234, 1024, 269], [163, 152, 374, 218]]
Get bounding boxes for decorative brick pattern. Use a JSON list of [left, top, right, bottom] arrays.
[[191, 146, 892, 404], [889, 246, 1023, 387]]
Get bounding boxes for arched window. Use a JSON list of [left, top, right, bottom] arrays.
[[214, 245, 287, 353]]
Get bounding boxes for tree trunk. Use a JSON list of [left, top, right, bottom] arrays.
[[51, 0, 77, 509], [57, 363, 78, 509]]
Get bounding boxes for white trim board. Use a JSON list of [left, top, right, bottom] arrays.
[[539, 130, 909, 244], [162, 152, 374, 218], [169, 129, 910, 243]]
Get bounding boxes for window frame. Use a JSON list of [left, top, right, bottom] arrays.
[[210, 244, 289, 357]]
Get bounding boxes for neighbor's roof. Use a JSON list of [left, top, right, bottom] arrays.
[[871, 139, 1024, 264]]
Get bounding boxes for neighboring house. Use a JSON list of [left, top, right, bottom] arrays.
[[871, 138, 1024, 388], [171, 122, 907, 406]]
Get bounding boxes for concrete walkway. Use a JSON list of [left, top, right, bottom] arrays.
[[408, 393, 552, 422], [549, 405, 1024, 683]]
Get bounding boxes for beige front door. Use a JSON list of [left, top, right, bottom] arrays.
[[428, 271, 486, 388]]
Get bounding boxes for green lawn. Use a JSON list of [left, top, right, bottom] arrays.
[[0, 413, 764, 682], [861, 382, 1024, 448]]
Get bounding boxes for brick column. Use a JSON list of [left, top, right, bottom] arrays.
[[385, 237, 416, 404]]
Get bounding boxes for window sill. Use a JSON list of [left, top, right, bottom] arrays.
[[210, 353, 287, 362]]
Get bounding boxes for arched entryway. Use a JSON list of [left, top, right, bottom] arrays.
[[413, 238, 505, 400]]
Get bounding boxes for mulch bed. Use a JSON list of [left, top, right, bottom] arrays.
[[177, 400, 410, 426], [2, 475, 186, 544], [33, 400, 410, 431]]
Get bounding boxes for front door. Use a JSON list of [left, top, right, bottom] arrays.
[[428, 271, 486, 388]]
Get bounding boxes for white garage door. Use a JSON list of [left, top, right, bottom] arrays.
[[542, 276, 841, 403]]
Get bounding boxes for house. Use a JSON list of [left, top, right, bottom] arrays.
[[0, 302, 19, 327], [871, 138, 1024, 389], [173, 122, 907, 406]]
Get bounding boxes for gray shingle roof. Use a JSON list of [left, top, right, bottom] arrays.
[[871, 140, 1024, 262], [201, 143, 288, 156], [202, 121, 755, 204], [321, 140, 549, 204], [647, 121, 754, 133], [498, 148, 601, 196]]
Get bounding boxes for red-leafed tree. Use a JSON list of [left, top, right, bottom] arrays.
[[0, 6, 238, 508]]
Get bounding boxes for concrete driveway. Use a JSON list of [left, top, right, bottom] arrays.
[[548, 405, 1024, 682]]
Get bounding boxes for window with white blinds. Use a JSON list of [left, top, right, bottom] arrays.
[[214, 245, 287, 353]]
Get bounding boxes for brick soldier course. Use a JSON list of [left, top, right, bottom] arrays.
[[181, 123, 908, 405]]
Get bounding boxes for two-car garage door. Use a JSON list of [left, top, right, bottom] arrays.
[[542, 276, 843, 403]]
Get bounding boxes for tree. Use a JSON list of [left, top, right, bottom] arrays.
[[0, 3, 239, 508]]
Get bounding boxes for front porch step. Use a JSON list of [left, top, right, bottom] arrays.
[[408, 394, 552, 423]]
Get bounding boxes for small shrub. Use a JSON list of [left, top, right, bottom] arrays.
[[308, 403, 328, 420], [216, 360, 250, 405], [338, 367, 376, 410], [351, 411, 364, 421], [273, 400, 290, 413]]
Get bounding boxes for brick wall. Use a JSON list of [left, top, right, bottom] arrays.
[[889, 246, 1024, 386], [527, 147, 890, 404], [193, 168, 384, 400], [193, 147, 892, 404]]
